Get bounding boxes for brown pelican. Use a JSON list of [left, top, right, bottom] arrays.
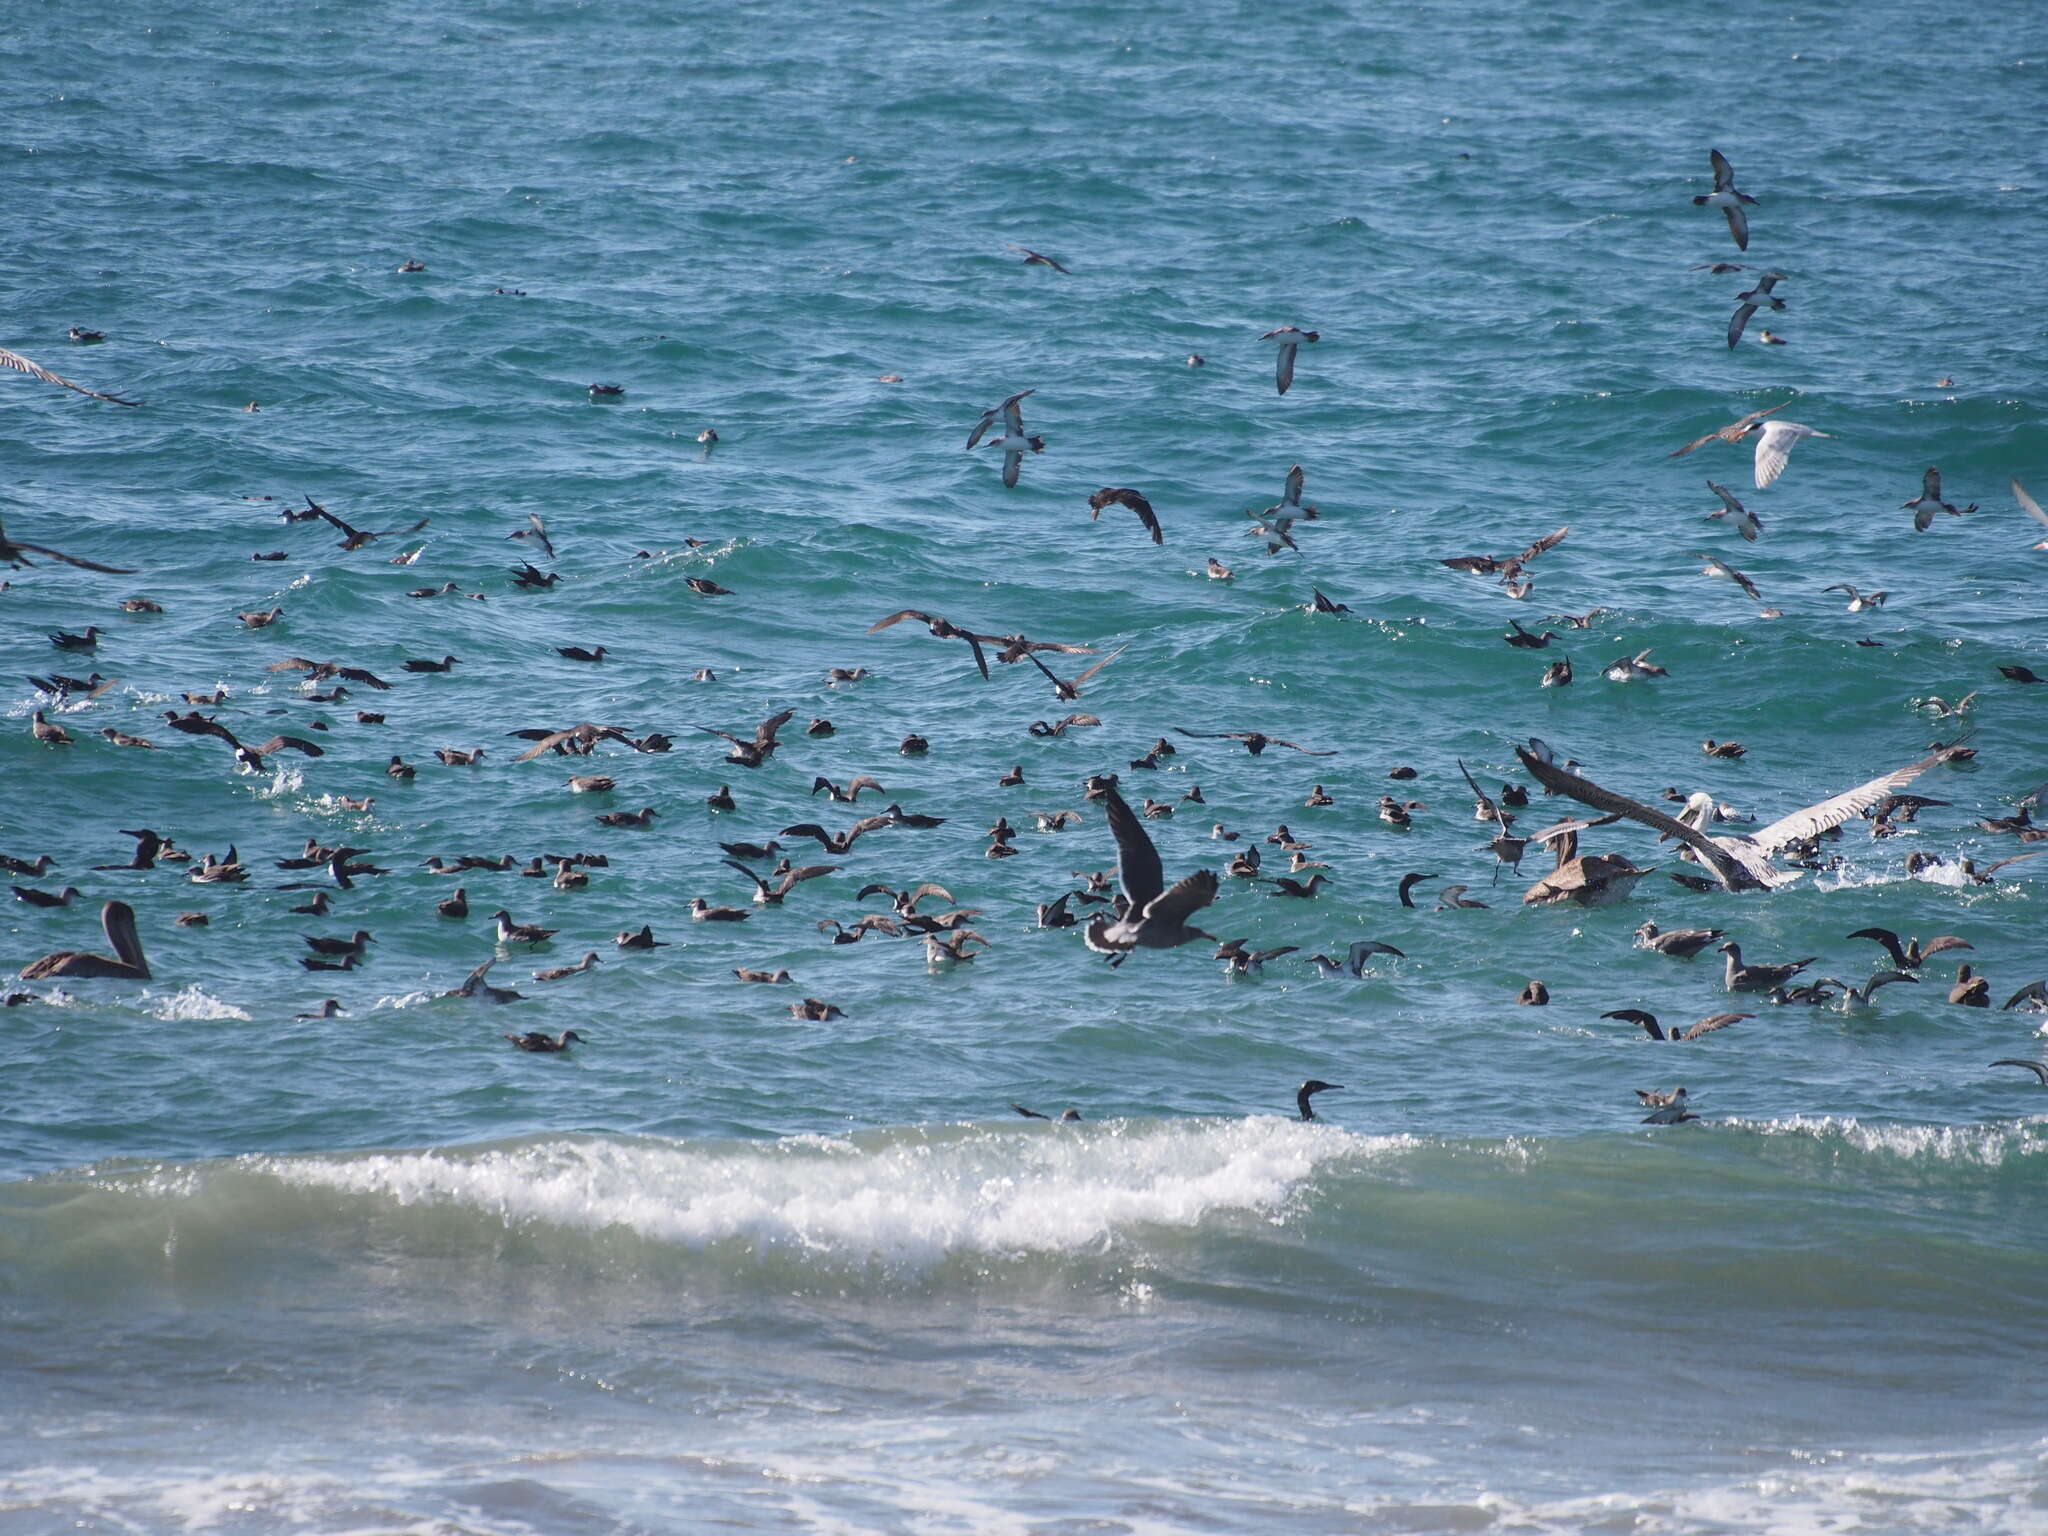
[[1514, 744, 1953, 891], [19, 900, 150, 979]]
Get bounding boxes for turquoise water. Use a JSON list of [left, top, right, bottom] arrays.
[[4, 0, 2047, 1529]]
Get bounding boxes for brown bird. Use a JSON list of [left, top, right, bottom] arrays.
[[1668, 403, 1789, 458], [812, 774, 885, 803], [505, 1030, 585, 1052], [1702, 739, 1747, 759], [19, 900, 150, 980], [790, 999, 844, 1021], [689, 898, 751, 922], [594, 807, 658, 828], [734, 967, 792, 984], [1173, 728, 1334, 757], [239, 608, 284, 628], [691, 708, 794, 769], [0, 344, 141, 407], [0, 514, 133, 575], [1949, 965, 1990, 1007], [533, 953, 600, 982], [723, 859, 837, 905], [403, 655, 459, 673], [1008, 245, 1070, 273], [1848, 928, 1972, 971], [30, 711, 73, 746], [1088, 488, 1164, 545], [1603, 1009, 1749, 1042], [781, 816, 891, 855]]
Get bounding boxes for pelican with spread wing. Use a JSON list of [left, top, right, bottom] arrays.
[[1513, 744, 1957, 892]]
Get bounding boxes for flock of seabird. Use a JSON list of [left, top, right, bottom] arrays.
[[6, 149, 2047, 1130]]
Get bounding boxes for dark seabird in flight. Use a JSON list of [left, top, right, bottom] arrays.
[[1008, 246, 1071, 273], [1260, 327, 1319, 395], [1088, 488, 1163, 544], [0, 343, 141, 406], [1706, 481, 1763, 542], [1173, 728, 1334, 757], [1691, 148, 1759, 250], [1903, 467, 1977, 531], [0, 514, 136, 573], [1726, 272, 1786, 349], [1082, 787, 1219, 965]]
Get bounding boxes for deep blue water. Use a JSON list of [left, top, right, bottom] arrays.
[[2, 0, 2046, 1529]]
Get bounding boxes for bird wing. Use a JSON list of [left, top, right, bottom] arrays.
[[1922, 467, 1942, 500], [1753, 422, 1800, 489], [719, 859, 771, 896], [1000, 389, 1034, 433], [965, 409, 999, 450], [1022, 649, 1062, 690], [753, 708, 796, 748], [845, 814, 896, 842], [1682, 1013, 1749, 1039], [4, 527, 136, 574], [1992, 1058, 2048, 1083], [1142, 867, 1219, 925], [249, 736, 324, 757], [1979, 850, 2047, 879], [961, 630, 990, 679], [1456, 758, 1493, 810], [1750, 750, 1951, 855], [1070, 646, 1125, 686], [1123, 494, 1163, 543], [1268, 738, 1337, 756], [1274, 343, 1296, 396], [1100, 787, 1165, 911], [1709, 148, 1736, 189], [1731, 567, 1761, 601], [0, 344, 141, 406], [2013, 478, 2048, 531], [1722, 203, 1748, 251], [1513, 747, 1756, 889], [1347, 940, 1405, 965], [334, 666, 392, 689], [1726, 301, 1757, 350], [1283, 464, 1305, 507], [1848, 927, 1908, 967], [1514, 526, 1569, 565], [868, 609, 941, 634], [314, 507, 365, 540], [453, 958, 495, 996], [1001, 449, 1021, 488]]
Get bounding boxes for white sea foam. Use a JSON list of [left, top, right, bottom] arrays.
[[1735, 1114, 2048, 1165], [144, 986, 252, 1023], [257, 1120, 1375, 1266]]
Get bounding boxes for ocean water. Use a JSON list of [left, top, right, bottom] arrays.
[[3, 0, 2047, 1529]]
